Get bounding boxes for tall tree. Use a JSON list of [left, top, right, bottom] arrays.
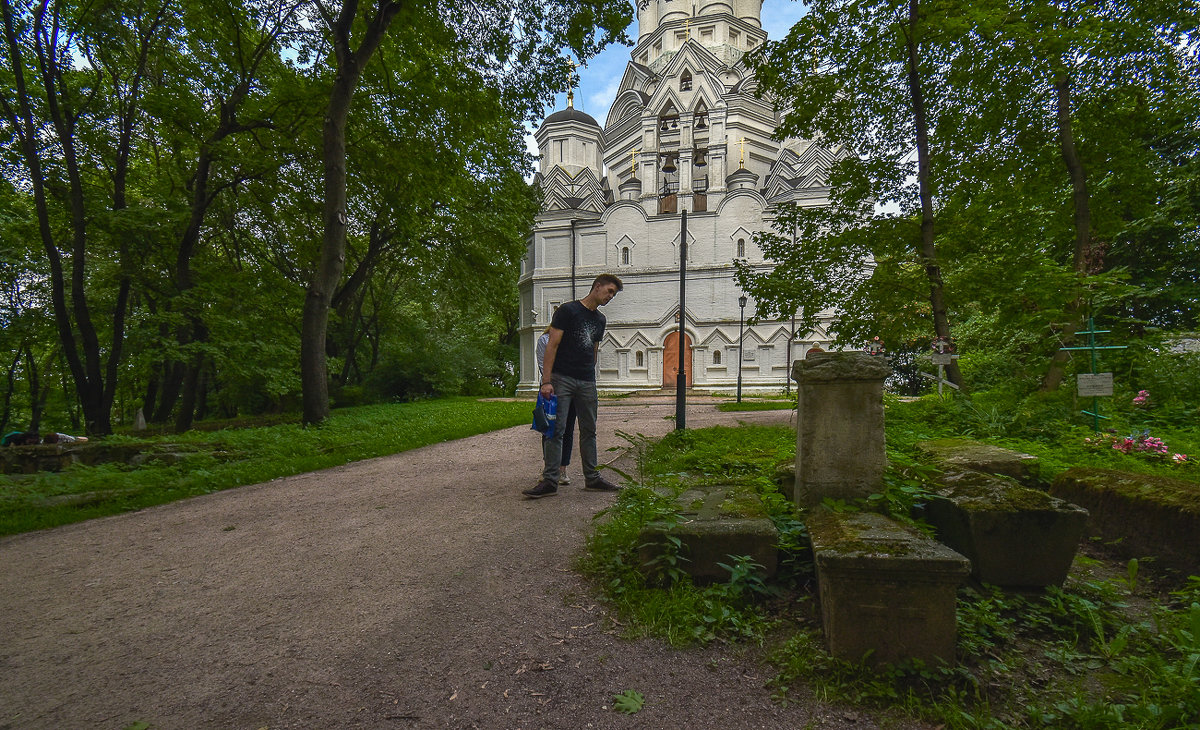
[[298, 0, 632, 425], [742, 0, 967, 385], [0, 0, 175, 434]]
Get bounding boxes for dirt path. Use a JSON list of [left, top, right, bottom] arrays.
[[1, 403, 932, 730]]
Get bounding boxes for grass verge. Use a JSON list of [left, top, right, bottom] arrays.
[[581, 420, 1200, 729], [716, 400, 797, 412], [0, 398, 531, 536]]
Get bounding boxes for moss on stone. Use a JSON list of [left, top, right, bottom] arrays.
[[806, 510, 921, 558], [934, 470, 1059, 512], [1053, 467, 1199, 516]]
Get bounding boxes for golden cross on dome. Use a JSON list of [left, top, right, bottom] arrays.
[[630, 147, 641, 175], [567, 57, 580, 108], [738, 136, 747, 168], [683, 18, 691, 40]]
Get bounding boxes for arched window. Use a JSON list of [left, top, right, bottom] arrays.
[[622, 246, 631, 265], [737, 238, 746, 258], [680, 70, 693, 91], [713, 350, 722, 365], [635, 351, 645, 367]]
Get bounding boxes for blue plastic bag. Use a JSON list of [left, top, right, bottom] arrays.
[[531, 393, 557, 440]]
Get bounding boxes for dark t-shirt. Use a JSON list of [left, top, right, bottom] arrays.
[[549, 301, 606, 381]]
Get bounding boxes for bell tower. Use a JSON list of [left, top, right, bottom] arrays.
[[636, 0, 763, 40]]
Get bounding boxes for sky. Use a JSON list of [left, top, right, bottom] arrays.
[[548, 0, 808, 123]]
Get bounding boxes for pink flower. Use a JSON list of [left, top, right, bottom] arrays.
[[1173, 453, 1189, 463]]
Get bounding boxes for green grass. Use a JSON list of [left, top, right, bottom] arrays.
[[578, 426, 798, 646], [716, 400, 796, 412], [583, 413, 1200, 729], [883, 394, 1199, 485], [0, 398, 531, 536]]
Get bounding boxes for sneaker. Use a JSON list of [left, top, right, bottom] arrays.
[[583, 476, 621, 492], [522, 479, 558, 499], [557, 473, 571, 486]]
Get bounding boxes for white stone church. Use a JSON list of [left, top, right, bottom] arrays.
[[518, 0, 842, 393]]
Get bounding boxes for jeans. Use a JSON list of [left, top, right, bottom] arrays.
[[542, 374, 598, 482], [560, 401, 577, 468]]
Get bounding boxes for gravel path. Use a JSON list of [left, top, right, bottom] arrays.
[[0, 402, 933, 729]]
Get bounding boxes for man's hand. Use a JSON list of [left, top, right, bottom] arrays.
[[539, 382, 554, 396]]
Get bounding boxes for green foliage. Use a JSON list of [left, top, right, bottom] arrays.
[[716, 400, 796, 413], [771, 577, 1200, 730], [741, 0, 1199, 388], [585, 412, 1199, 725], [0, 398, 530, 535], [611, 689, 645, 715], [578, 426, 798, 646], [883, 393, 1198, 484]]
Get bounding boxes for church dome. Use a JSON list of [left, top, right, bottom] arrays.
[[543, 106, 600, 127]]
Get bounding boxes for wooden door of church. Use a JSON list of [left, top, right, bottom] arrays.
[[662, 331, 693, 388]]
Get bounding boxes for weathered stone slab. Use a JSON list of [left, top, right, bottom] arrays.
[[792, 352, 891, 507], [1, 442, 149, 474], [924, 470, 1087, 588], [807, 509, 970, 666], [1051, 467, 1199, 575], [915, 438, 1040, 485], [638, 484, 778, 584]]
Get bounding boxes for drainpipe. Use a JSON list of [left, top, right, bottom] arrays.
[[570, 218, 577, 300]]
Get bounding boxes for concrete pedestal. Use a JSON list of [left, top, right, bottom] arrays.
[[792, 352, 891, 507]]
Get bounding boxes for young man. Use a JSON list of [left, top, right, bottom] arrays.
[[523, 274, 623, 499]]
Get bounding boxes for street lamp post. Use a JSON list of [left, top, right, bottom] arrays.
[[675, 209, 688, 430], [661, 153, 688, 430], [737, 294, 747, 402]]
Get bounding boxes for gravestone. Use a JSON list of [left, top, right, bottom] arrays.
[[915, 438, 1041, 485], [807, 509, 970, 665], [637, 484, 779, 584], [792, 352, 891, 507]]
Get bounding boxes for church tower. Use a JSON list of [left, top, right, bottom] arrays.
[[518, 2, 844, 394]]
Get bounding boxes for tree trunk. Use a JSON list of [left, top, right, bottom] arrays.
[[299, 75, 353, 424], [175, 350, 205, 433], [26, 345, 43, 433], [1, 0, 105, 433], [142, 368, 160, 424], [153, 361, 186, 423], [301, 0, 404, 425], [904, 0, 963, 388], [1041, 67, 1092, 392], [195, 366, 210, 422], [0, 346, 18, 434]]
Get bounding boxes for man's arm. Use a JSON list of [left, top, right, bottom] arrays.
[[539, 327, 564, 396]]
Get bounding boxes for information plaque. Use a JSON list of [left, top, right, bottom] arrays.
[[1077, 373, 1114, 397]]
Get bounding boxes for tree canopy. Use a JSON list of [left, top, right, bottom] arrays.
[[741, 0, 1198, 393], [0, 0, 631, 434]]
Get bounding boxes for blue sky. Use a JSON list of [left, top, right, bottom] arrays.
[[554, 0, 808, 120]]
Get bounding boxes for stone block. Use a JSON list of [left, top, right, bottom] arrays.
[[924, 470, 1087, 588], [915, 438, 1040, 485], [638, 517, 779, 584], [1051, 467, 1199, 575], [637, 483, 778, 584], [792, 352, 891, 507], [807, 509, 970, 666]]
